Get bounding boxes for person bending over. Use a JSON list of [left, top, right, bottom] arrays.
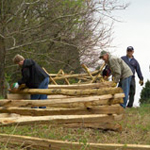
[[99, 51, 133, 108], [13, 54, 49, 108]]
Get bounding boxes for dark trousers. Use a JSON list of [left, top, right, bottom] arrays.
[[127, 77, 136, 108]]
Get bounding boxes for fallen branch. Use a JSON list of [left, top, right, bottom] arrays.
[[0, 134, 150, 150]]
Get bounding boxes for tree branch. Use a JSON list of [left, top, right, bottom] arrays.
[[25, 0, 41, 5], [6, 38, 78, 51], [6, 0, 26, 24]]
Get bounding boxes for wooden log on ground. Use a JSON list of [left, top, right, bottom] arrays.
[[48, 81, 115, 89], [10, 87, 123, 96], [0, 114, 123, 128], [0, 134, 150, 150], [0, 94, 124, 108], [0, 105, 124, 116]]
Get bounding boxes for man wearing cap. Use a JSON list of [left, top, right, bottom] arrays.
[[121, 46, 144, 108], [99, 51, 133, 108]]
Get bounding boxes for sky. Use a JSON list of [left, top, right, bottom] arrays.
[[110, 0, 150, 107]]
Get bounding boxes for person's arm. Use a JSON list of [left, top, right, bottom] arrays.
[[136, 61, 144, 81], [18, 68, 30, 85], [109, 58, 121, 83], [135, 61, 144, 85]]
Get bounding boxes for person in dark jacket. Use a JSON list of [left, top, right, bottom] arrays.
[[121, 46, 144, 108], [102, 65, 111, 78], [13, 54, 49, 106]]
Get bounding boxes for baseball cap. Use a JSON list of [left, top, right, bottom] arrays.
[[127, 46, 134, 51], [99, 50, 108, 59]]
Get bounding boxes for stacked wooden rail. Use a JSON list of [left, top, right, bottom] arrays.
[[0, 81, 125, 131], [43, 63, 106, 85]]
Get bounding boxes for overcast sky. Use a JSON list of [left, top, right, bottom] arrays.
[[111, 0, 150, 106]]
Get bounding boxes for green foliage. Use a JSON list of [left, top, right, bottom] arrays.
[[140, 80, 150, 104], [0, 96, 4, 99]]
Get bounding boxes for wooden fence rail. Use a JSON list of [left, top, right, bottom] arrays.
[[0, 134, 150, 150], [10, 87, 123, 96]]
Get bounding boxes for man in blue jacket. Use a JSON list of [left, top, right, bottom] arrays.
[[121, 46, 144, 108]]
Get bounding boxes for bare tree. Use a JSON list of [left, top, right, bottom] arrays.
[[80, 0, 129, 68], [0, 0, 128, 96]]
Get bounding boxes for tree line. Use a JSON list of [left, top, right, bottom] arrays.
[[0, 0, 128, 96]]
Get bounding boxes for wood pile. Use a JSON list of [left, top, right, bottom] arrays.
[[0, 66, 146, 149], [0, 65, 125, 131], [0, 83, 124, 131]]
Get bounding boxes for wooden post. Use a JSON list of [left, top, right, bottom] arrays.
[[81, 64, 94, 79], [60, 69, 70, 85], [42, 67, 57, 85], [90, 63, 105, 83], [49, 76, 57, 85]]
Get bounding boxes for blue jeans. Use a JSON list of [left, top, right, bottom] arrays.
[[119, 76, 132, 108], [31, 77, 49, 108]]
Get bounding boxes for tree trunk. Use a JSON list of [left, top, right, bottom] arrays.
[[0, 34, 6, 97]]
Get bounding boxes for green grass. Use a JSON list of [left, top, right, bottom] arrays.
[[0, 104, 150, 149], [0, 96, 4, 100]]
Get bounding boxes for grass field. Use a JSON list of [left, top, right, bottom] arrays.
[[0, 104, 150, 149]]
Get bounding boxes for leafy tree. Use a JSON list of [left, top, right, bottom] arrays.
[[140, 80, 150, 104]]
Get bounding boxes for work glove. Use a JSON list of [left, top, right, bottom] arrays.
[[139, 80, 144, 86], [12, 82, 19, 89], [112, 82, 117, 87], [103, 76, 109, 81]]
